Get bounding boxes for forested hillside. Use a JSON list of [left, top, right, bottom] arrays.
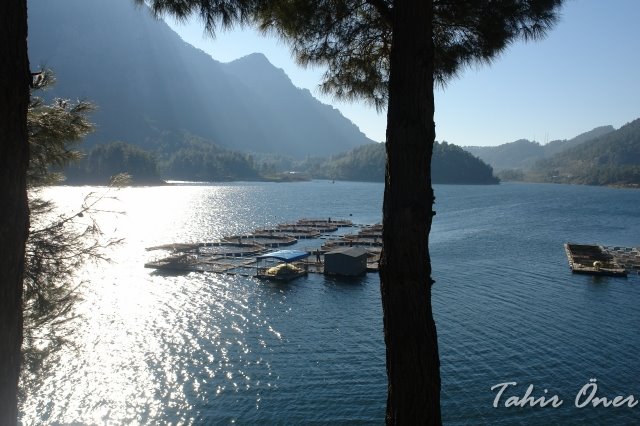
[[465, 126, 614, 172], [304, 142, 499, 184], [528, 119, 640, 186]]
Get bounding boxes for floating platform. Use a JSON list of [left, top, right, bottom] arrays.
[[223, 234, 297, 247], [602, 245, 640, 272], [256, 250, 309, 281], [148, 241, 266, 257], [358, 223, 382, 237], [277, 222, 339, 233], [145, 218, 381, 278], [322, 239, 383, 250], [254, 228, 321, 239], [564, 243, 630, 277], [297, 218, 353, 227], [342, 234, 382, 246]]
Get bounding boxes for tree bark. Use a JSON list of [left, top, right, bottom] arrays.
[[380, 0, 440, 424], [0, 1, 30, 424]]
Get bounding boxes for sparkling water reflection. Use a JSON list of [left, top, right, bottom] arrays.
[[19, 181, 640, 424]]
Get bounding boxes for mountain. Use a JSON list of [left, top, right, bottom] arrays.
[[27, 0, 372, 159], [528, 118, 640, 186], [541, 126, 615, 157], [464, 126, 614, 172], [304, 142, 499, 184], [465, 139, 543, 172]]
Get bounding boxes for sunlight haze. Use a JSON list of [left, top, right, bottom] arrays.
[[167, 0, 639, 146]]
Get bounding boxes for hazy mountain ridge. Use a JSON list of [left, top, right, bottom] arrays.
[[464, 125, 615, 172], [27, 0, 372, 159]]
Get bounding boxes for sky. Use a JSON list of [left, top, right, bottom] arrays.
[[167, 0, 639, 147]]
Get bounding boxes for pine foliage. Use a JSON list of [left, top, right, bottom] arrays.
[[254, 0, 562, 108], [27, 71, 94, 186], [21, 71, 122, 394]]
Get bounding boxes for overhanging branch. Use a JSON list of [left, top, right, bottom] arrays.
[[365, 0, 392, 26]]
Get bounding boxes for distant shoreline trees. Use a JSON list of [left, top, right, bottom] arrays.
[[304, 142, 499, 184], [66, 141, 163, 185], [60, 140, 499, 185]]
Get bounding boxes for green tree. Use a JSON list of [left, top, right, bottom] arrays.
[[27, 71, 93, 186], [68, 141, 163, 185], [161, 138, 261, 181], [144, 0, 562, 423]]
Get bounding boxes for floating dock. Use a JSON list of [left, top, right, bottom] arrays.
[[222, 234, 297, 247], [297, 218, 353, 227], [254, 228, 321, 239], [564, 243, 640, 277], [145, 218, 382, 278], [601, 245, 640, 272]]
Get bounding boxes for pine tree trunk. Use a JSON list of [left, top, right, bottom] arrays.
[[0, 1, 30, 424], [380, 0, 441, 423]]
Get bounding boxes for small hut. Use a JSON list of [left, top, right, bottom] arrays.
[[324, 247, 368, 276]]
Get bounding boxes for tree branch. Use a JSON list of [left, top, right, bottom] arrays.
[[365, 0, 392, 26]]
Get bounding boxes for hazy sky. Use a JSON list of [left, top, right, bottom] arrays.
[[167, 0, 639, 147]]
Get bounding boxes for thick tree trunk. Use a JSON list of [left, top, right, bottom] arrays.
[[0, 1, 30, 424], [380, 0, 440, 424]]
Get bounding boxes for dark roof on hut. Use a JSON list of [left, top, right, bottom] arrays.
[[327, 247, 368, 257]]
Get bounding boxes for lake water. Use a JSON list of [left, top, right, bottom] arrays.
[[19, 181, 640, 425]]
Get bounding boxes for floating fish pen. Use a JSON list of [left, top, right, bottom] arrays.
[[602, 245, 640, 273], [147, 241, 266, 257], [254, 227, 322, 239], [145, 217, 381, 278], [277, 222, 339, 233], [298, 218, 353, 227], [146, 243, 200, 252], [358, 223, 383, 237], [223, 234, 297, 247], [323, 239, 382, 249], [145, 254, 259, 274], [343, 234, 382, 246], [564, 243, 628, 277], [145, 253, 199, 271]]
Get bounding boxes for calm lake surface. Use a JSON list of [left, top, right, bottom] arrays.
[[20, 181, 640, 425]]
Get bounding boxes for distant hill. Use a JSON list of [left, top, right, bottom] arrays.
[[542, 126, 615, 157], [304, 142, 499, 184], [27, 0, 372, 159], [465, 126, 614, 172], [528, 119, 640, 186], [465, 139, 543, 172]]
